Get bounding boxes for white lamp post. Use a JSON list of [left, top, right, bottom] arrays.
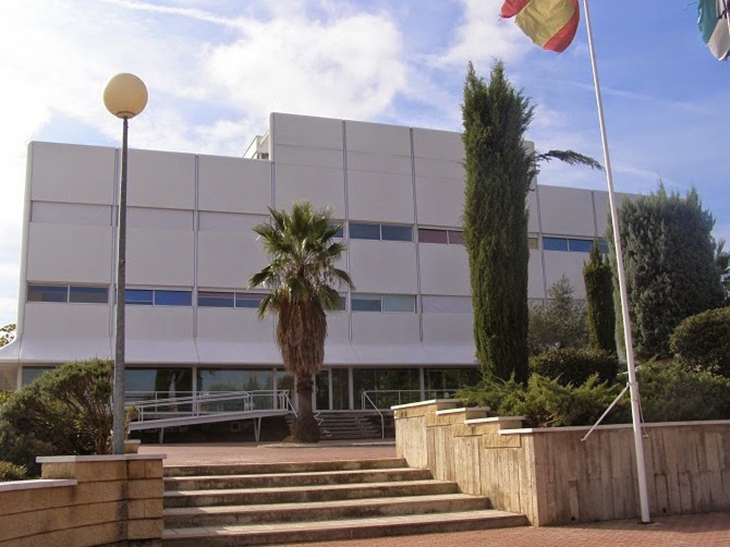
[[103, 73, 148, 455]]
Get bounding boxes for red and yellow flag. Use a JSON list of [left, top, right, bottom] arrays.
[[501, 0, 580, 53]]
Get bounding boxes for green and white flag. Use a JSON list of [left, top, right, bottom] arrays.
[[699, 0, 730, 60]]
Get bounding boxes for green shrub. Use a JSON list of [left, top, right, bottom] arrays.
[[583, 243, 617, 355], [528, 276, 588, 355], [669, 307, 730, 378], [529, 348, 619, 386], [457, 373, 628, 428], [0, 359, 114, 475], [0, 391, 12, 407], [637, 362, 730, 422], [0, 461, 27, 481]]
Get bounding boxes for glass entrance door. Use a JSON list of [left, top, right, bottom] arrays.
[[315, 370, 330, 411]]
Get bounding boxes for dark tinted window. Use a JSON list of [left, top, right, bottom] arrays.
[[543, 237, 568, 251], [418, 228, 448, 244], [155, 290, 192, 306], [70, 286, 108, 304], [349, 223, 380, 240], [198, 291, 234, 308], [236, 293, 265, 309], [568, 239, 593, 253], [448, 230, 464, 245], [330, 221, 344, 238], [381, 225, 412, 242], [126, 289, 153, 305], [27, 285, 67, 303], [351, 295, 381, 312]]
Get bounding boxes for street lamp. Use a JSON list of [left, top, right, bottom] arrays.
[[104, 73, 148, 455]]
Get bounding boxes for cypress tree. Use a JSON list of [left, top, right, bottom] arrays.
[[462, 62, 533, 382], [608, 184, 724, 359], [583, 242, 616, 355]]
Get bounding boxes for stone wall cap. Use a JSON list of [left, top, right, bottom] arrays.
[[436, 407, 488, 415], [0, 479, 77, 492], [37, 453, 167, 463], [391, 399, 455, 410], [465, 416, 525, 424], [499, 419, 730, 436]]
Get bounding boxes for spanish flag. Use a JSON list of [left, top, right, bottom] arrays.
[[501, 0, 580, 53]]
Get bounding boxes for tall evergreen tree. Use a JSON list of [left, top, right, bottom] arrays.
[[583, 243, 616, 355], [463, 62, 600, 382], [608, 184, 724, 359]]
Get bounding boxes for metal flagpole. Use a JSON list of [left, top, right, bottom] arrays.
[[582, 0, 651, 524]]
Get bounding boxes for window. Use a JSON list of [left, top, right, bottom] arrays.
[[568, 239, 593, 253], [543, 237, 569, 251], [198, 291, 235, 308], [382, 295, 416, 313], [351, 294, 381, 312], [528, 237, 539, 250], [336, 295, 347, 311], [27, 284, 68, 303], [125, 289, 154, 305], [418, 228, 447, 244], [236, 292, 265, 309], [422, 296, 472, 314], [447, 231, 464, 245], [330, 221, 344, 238], [381, 225, 412, 242], [349, 223, 380, 240], [154, 290, 192, 306], [69, 286, 108, 304]]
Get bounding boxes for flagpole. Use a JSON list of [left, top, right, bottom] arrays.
[[582, 0, 651, 524]]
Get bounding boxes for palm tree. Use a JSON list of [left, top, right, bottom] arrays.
[[250, 202, 353, 443]]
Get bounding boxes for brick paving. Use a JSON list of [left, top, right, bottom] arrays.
[[141, 442, 730, 546]]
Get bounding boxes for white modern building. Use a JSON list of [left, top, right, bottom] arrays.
[[0, 113, 622, 414]]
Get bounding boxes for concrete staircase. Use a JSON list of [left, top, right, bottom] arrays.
[[162, 457, 527, 545], [286, 411, 384, 440]]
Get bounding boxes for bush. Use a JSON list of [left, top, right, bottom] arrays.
[[0, 461, 27, 481], [0, 391, 12, 407], [530, 348, 619, 386], [457, 373, 628, 428], [583, 243, 617, 355], [0, 359, 114, 475], [670, 307, 730, 378], [637, 362, 730, 422], [529, 276, 588, 355]]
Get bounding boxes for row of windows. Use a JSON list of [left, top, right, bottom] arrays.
[[28, 284, 109, 304], [543, 237, 608, 253], [349, 223, 412, 242], [418, 228, 464, 245], [351, 294, 416, 313]]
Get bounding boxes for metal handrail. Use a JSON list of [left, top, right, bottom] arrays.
[[361, 391, 385, 439], [360, 389, 461, 410]]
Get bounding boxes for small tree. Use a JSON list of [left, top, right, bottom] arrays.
[[528, 276, 588, 355], [609, 184, 724, 358], [583, 243, 616, 355], [462, 61, 600, 383], [250, 203, 353, 443]]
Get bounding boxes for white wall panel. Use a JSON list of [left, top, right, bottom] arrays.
[[27, 223, 113, 283], [196, 309, 279, 364], [127, 228, 194, 286], [415, 158, 465, 181], [274, 164, 345, 217], [199, 212, 268, 232], [127, 149, 195, 210], [422, 314, 474, 344], [528, 190, 540, 233], [539, 186, 595, 237], [418, 244, 470, 296], [274, 145, 343, 170], [415, 176, 464, 228], [128, 207, 193, 230], [30, 142, 115, 205], [272, 113, 343, 150], [347, 171, 414, 223], [31, 202, 112, 226], [543, 251, 588, 299], [593, 191, 632, 236], [347, 152, 411, 176], [351, 314, 427, 364], [198, 155, 271, 214], [324, 315, 358, 365], [349, 240, 418, 293], [345, 121, 411, 155], [126, 307, 196, 364], [412, 128, 464, 162], [198, 231, 268, 289], [528, 249, 546, 299]]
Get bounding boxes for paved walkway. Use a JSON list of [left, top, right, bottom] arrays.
[[140, 442, 729, 546]]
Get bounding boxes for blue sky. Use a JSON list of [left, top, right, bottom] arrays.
[[0, 0, 727, 325]]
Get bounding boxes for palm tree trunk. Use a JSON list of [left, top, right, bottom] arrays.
[[290, 374, 320, 443]]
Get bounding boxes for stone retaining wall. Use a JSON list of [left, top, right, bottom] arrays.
[[394, 400, 730, 525], [0, 454, 165, 545]]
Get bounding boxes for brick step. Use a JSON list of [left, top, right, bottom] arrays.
[[162, 510, 528, 546], [164, 468, 430, 491], [164, 493, 490, 528], [164, 457, 406, 478], [164, 479, 459, 508]]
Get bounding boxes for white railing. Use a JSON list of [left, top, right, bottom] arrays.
[[360, 389, 459, 411], [361, 391, 385, 439], [126, 390, 293, 424]]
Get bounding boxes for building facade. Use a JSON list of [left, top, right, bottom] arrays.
[[0, 113, 624, 411]]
